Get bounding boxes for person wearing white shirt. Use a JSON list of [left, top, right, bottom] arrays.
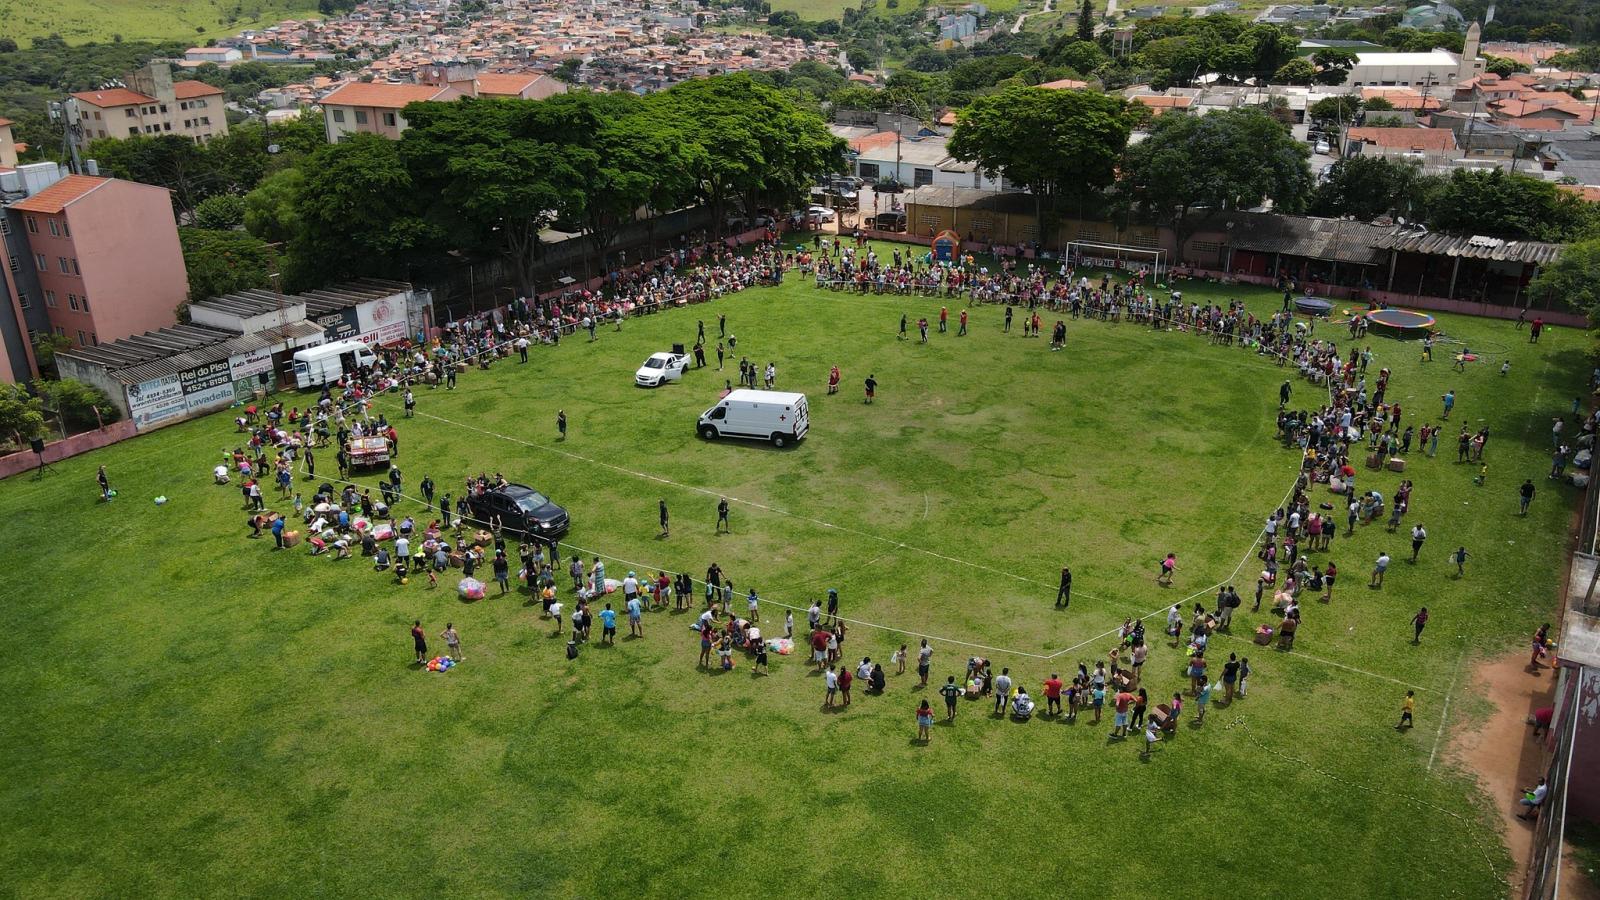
[[1519, 778, 1548, 819], [549, 601, 564, 637], [856, 658, 873, 682]]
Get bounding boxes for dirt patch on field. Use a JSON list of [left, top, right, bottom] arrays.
[[1451, 651, 1557, 896]]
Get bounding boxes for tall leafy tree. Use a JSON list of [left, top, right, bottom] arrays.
[[1120, 108, 1312, 262], [948, 83, 1132, 219], [1528, 239, 1600, 321], [400, 97, 591, 295], [1077, 0, 1095, 43], [1311, 156, 1426, 221], [179, 227, 273, 305], [288, 133, 437, 290], [1420, 169, 1598, 242]]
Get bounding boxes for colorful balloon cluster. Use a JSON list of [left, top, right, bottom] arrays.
[[425, 656, 457, 672]]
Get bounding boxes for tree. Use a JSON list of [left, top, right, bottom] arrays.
[[1311, 48, 1358, 85], [287, 133, 437, 290], [1421, 169, 1599, 242], [86, 134, 213, 219], [1309, 95, 1360, 123], [949, 83, 1132, 223], [32, 379, 119, 431], [1120, 108, 1312, 262], [180, 227, 274, 304], [1361, 96, 1394, 111], [1311, 155, 1425, 220], [1528, 239, 1600, 321], [1273, 58, 1317, 84], [1045, 37, 1108, 75], [553, 59, 582, 83], [1077, 0, 1096, 43], [0, 383, 45, 446], [242, 167, 304, 245], [193, 194, 247, 230], [30, 333, 70, 374], [400, 97, 594, 294]]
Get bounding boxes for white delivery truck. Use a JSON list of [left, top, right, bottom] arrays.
[[292, 339, 377, 389], [698, 389, 809, 447]]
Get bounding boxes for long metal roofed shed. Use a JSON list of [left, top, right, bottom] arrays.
[[297, 278, 414, 316], [57, 321, 324, 383], [1366, 230, 1565, 264]]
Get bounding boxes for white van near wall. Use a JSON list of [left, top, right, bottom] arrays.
[[698, 389, 809, 447], [292, 339, 377, 389]]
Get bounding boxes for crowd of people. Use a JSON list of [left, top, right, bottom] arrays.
[[209, 230, 1585, 770]]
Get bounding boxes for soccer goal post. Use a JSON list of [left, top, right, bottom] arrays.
[[1064, 242, 1168, 284]]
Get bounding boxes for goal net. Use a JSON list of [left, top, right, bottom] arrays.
[[1064, 242, 1168, 284]]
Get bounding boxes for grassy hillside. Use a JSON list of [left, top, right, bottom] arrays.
[[0, 0, 320, 46]]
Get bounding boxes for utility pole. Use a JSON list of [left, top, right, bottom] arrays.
[[49, 101, 84, 174]]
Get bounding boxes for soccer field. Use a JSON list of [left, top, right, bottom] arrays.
[[0, 255, 1580, 897]]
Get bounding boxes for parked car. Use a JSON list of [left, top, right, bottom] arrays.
[[874, 211, 908, 232], [465, 483, 570, 541], [1314, 140, 1331, 155], [806, 205, 837, 223], [635, 350, 689, 387]]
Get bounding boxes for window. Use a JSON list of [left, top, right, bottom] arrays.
[[6, 255, 15, 273], [25, 216, 37, 234], [16, 292, 28, 310], [35, 253, 46, 270], [159, 104, 167, 113], [858, 162, 880, 179], [93, 110, 101, 120], [354, 110, 369, 125], [68, 294, 79, 310], [61, 220, 68, 237], [128, 127, 139, 136], [0, 217, 8, 235], [91, 333, 97, 345], [44, 290, 57, 307], [914, 168, 934, 187], [183, 119, 192, 128], [54, 326, 65, 337], [383, 112, 397, 126], [195, 99, 207, 108], [58, 257, 69, 273], [81, 110, 90, 120], [47, 218, 59, 236], [163, 122, 172, 131], [98, 129, 106, 138], [80, 294, 89, 311], [1190, 240, 1222, 255], [332, 109, 346, 123], [125, 108, 136, 118], [200, 117, 210, 125], [76, 330, 85, 345], [71, 258, 80, 276]]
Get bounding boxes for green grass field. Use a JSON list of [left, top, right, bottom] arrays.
[[0, 248, 1580, 897], [0, 0, 319, 46]]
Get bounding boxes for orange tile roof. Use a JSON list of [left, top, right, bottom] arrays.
[[474, 72, 543, 95], [173, 80, 224, 98], [1130, 95, 1192, 108], [71, 88, 154, 108], [1037, 78, 1087, 90], [320, 81, 455, 108], [1499, 117, 1573, 130], [1346, 126, 1457, 151], [849, 131, 899, 153], [1559, 184, 1600, 202], [0, 117, 12, 127], [9, 175, 111, 213]]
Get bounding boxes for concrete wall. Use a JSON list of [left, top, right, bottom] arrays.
[[0, 420, 137, 481]]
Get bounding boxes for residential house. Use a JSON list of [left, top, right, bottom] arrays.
[[184, 46, 244, 64], [66, 62, 228, 148], [1344, 125, 1459, 161], [319, 82, 461, 142], [5, 172, 188, 355]]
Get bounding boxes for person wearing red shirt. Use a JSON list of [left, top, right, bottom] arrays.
[[1111, 689, 1136, 737], [811, 628, 831, 672], [1043, 674, 1064, 716], [839, 666, 854, 706]]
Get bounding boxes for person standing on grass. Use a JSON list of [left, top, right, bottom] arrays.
[[1056, 566, 1072, 608], [1158, 553, 1177, 586], [96, 465, 112, 501], [440, 622, 461, 659], [826, 588, 840, 625], [1044, 673, 1063, 716], [1397, 690, 1415, 729], [941, 675, 961, 721], [549, 599, 565, 639], [839, 664, 854, 707], [917, 639, 933, 686], [916, 699, 934, 742], [493, 550, 510, 594], [1410, 524, 1427, 563], [1142, 714, 1161, 758], [1222, 654, 1240, 703], [958, 309, 968, 336], [993, 668, 1013, 715], [1371, 551, 1391, 588], [557, 410, 567, 441], [812, 627, 831, 672], [864, 374, 877, 404], [659, 499, 669, 538], [1195, 681, 1213, 724], [1111, 688, 1135, 737], [627, 593, 642, 638], [824, 665, 839, 708], [1441, 389, 1455, 420], [899, 313, 908, 341], [1520, 479, 1536, 515], [716, 497, 730, 533], [918, 317, 929, 343], [411, 620, 428, 664], [599, 604, 617, 645], [1411, 607, 1429, 644], [827, 364, 840, 395], [893, 644, 907, 675], [1004, 304, 1014, 333]]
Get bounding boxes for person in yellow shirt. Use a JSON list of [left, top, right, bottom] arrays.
[[1397, 690, 1415, 730]]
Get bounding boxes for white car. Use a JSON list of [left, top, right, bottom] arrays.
[[635, 351, 689, 387], [807, 205, 837, 223], [1314, 140, 1330, 155]]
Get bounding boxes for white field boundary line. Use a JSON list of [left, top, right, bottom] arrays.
[[1428, 639, 1469, 770]]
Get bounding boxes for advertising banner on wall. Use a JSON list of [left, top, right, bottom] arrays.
[[316, 308, 360, 342], [229, 346, 273, 381], [179, 360, 232, 396], [126, 375, 186, 429]]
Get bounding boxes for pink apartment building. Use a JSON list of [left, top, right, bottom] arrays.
[[9, 175, 189, 350]]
